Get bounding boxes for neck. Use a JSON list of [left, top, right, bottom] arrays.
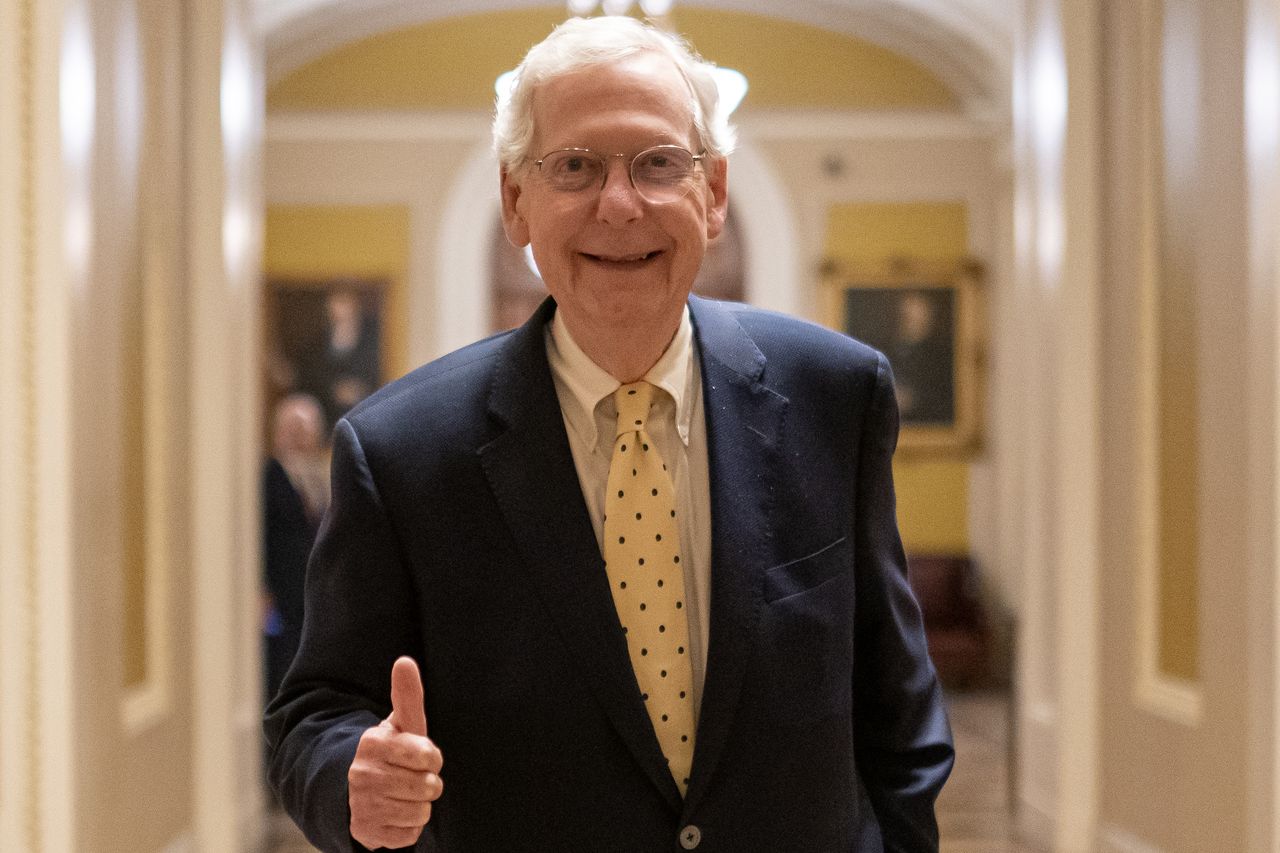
[[560, 308, 682, 384]]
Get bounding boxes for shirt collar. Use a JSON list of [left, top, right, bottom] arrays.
[[545, 305, 696, 453]]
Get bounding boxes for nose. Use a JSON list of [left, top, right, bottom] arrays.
[[595, 157, 643, 226]]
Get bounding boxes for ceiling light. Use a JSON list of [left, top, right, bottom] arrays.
[[639, 0, 674, 14]]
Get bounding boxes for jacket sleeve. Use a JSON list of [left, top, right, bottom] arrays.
[[851, 351, 955, 852], [263, 417, 427, 853]]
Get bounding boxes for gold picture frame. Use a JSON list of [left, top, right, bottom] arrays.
[[823, 257, 985, 456]]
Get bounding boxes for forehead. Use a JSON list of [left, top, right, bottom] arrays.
[[529, 51, 696, 151]]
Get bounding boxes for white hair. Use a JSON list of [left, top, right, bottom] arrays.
[[492, 16, 737, 172]]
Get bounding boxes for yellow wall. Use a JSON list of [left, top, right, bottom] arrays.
[[824, 202, 971, 555], [267, 8, 958, 111], [672, 9, 958, 110], [264, 206, 412, 380]]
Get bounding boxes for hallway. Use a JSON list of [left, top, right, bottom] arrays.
[[937, 691, 1035, 853], [8, 1, 1280, 849], [265, 690, 1031, 852]]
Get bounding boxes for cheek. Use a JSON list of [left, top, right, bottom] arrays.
[[670, 214, 710, 263], [525, 203, 584, 250]]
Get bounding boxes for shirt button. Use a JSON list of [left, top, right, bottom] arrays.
[[679, 824, 702, 849]]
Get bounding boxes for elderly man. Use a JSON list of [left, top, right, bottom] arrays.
[[265, 15, 953, 853]]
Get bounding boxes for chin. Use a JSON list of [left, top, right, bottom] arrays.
[[598, 287, 685, 318]]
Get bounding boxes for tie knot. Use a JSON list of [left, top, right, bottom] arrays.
[[614, 382, 654, 436]]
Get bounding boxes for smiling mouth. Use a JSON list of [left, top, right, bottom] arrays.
[[582, 251, 662, 265]]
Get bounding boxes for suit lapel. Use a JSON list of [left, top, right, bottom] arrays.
[[684, 297, 788, 812], [477, 299, 683, 810]]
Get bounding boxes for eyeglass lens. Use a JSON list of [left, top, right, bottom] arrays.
[[539, 147, 699, 204]]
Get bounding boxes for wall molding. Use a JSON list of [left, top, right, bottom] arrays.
[[267, 108, 1001, 145], [20, 0, 40, 838], [257, 0, 1008, 117], [121, 188, 180, 734], [1130, 0, 1204, 730], [17, 0, 81, 849], [0, 0, 37, 845], [1243, 0, 1280, 848], [1132, 671, 1203, 727]]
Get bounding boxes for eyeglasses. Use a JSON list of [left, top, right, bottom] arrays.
[[533, 145, 706, 205]]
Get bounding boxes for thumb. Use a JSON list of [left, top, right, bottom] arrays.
[[387, 655, 427, 736]]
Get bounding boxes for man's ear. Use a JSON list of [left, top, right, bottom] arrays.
[[499, 167, 531, 248], [704, 156, 729, 241]]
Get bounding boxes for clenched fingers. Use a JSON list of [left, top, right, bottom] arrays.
[[352, 823, 424, 851], [349, 723, 444, 850], [349, 760, 444, 803], [362, 720, 443, 772], [350, 787, 437, 828]]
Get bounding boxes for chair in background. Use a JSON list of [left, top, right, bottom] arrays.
[[907, 554, 994, 689]]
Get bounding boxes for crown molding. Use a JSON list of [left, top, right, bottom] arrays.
[[258, 0, 1010, 117], [265, 107, 1002, 144]]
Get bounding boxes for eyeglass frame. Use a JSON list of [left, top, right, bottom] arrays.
[[530, 144, 708, 204]]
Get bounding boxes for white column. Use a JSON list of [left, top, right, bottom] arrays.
[[1245, 1, 1280, 849], [1010, 0, 1103, 848], [1054, 0, 1102, 847], [0, 0, 36, 845], [187, 0, 264, 849], [0, 0, 82, 849]]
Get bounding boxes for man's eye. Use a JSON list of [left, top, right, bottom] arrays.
[[635, 150, 691, 186], [553, 154, 601, 178]]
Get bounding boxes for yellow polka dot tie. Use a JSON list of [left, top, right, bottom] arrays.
[[604, 381, 695, 795]]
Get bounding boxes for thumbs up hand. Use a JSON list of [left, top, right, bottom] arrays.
[[349, 657, 444, 850], [387, 655, 428, 737]]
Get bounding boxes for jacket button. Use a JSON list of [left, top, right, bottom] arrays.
[[679, 824, 702, 849]]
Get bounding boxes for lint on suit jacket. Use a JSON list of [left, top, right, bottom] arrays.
[[264, 295, 954, 853]]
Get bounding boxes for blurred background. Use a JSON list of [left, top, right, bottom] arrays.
[[2, 0, 1278, 851]]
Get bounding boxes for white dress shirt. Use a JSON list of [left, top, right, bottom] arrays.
[[544, 307, 713, 716]]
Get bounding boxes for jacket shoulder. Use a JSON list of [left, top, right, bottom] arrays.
[[339, 328, 518, 442], [703, 299, 886, 378]]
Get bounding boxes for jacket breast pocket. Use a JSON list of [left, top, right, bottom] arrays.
[[757, 537, 853, 724]]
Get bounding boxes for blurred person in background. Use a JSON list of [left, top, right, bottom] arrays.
[[263, 393, 330, 703]]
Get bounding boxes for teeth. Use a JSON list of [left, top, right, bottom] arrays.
[[593, 252, 653, 262]]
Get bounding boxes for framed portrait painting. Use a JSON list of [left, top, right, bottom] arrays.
[[264, 277, 387, 442], [824, 259, 985, 455]]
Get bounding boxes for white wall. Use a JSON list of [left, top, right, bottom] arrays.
[[1007, 0, 1280, 850], [0, 0, 264, 849], [1094, 0, 1280, 850]]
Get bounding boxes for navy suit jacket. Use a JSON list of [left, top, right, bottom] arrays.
[[265, 296, 953, 852]]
